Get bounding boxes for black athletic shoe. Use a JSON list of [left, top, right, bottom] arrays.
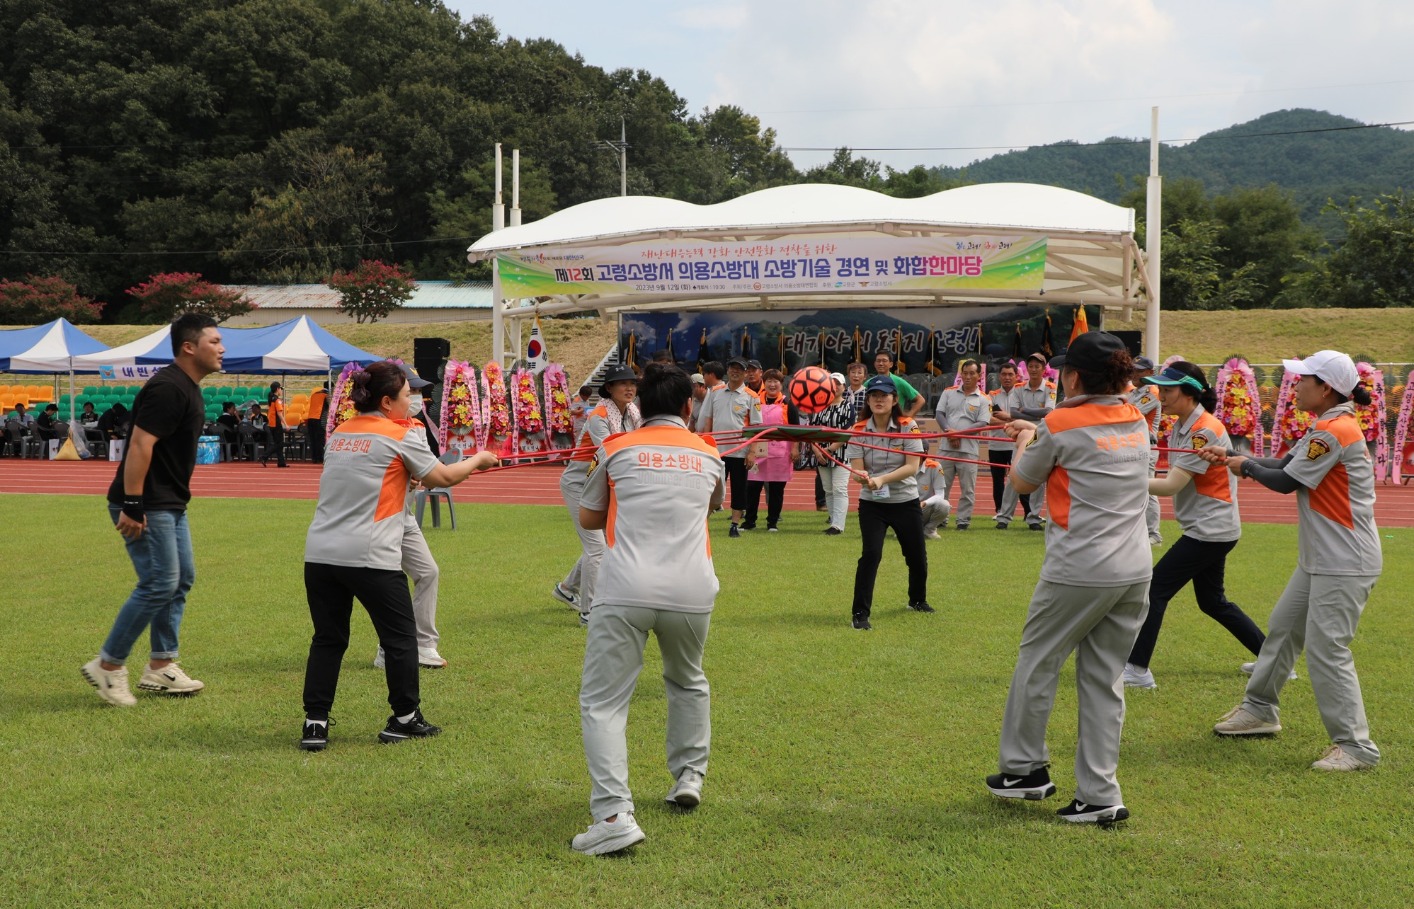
[[1029, 522, 1045, 532], [956, 523, 970, 531], [851, 615, 872, 631], [986, 767, 1057, 801], [378, 710, 442, 744], [300, 717, 333, 752], [907, 601, 935, 613], [729, 523, 741, 538], [823, 527, 842, 536], [1055, 798, 1129, 824], [741, 523, 757, 531]]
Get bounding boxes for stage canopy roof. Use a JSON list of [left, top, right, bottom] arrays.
[[467, 182, 1154, 362]]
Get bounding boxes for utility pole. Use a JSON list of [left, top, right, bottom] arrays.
[[599, 117, 628, 197]]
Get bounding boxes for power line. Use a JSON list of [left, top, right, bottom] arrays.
[[0, 236, 480, 258], [780, 118, 1414, 154]]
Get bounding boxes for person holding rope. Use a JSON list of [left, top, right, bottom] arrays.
[[932, 358, 992, 530], [811, 373, 860, 536], [1205, 350, 1382, 772], [845, 374, 930, 629], [698, 357, 760, 539], [1126, 357, 1163, 545], [554, 365, 641, 623], [299, 361, 497, 751], [997, 352, 1055, 530], [986, 331, 1150, 824], [1121, 361, 1266, 690], [572, 362, 724, 855]]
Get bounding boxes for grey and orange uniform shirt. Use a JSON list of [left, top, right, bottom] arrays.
[[844, 416, 925, 504], [1283, 402, 1382, 577], [1167, 406, 1241, 543], [304, 414, 440, 570], [1013, 394, 1151, 586], [934, 387, 992, 457], [579, 415, 725, 612], [563, 403, 621, 491]]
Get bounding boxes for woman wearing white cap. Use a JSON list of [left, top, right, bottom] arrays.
[[1205, 350, 1382, 772], [1121, 361, 1266, 690]]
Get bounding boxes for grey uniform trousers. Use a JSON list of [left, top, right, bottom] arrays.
[[940, 459, 978, 525], [559, 469, 604, 609], [581, 604, 712, 821], [1240, 568, 1380, 766], [998, 579, 1150, 806]]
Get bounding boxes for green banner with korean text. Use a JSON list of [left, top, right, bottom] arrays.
[[496, 235, 1046, 298]]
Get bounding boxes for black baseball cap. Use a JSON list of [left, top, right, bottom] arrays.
[[397, 363, 431, 389], [1061, 332, 1127, 372], [726, 357, 748, 370]]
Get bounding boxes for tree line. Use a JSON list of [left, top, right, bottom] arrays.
[[1, 0, 1410, 321]]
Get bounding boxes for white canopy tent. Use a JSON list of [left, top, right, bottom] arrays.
[[467, 182, 1157, 364]]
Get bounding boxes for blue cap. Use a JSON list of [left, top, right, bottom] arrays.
[[864, 375, 897, 395]]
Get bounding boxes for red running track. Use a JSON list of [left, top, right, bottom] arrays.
[[3, 457, 1413, 526]]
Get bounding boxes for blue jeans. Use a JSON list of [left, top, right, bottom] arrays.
[[101, 505, 195, 665]]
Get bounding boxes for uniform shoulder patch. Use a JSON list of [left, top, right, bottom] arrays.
[[1191, 433, 1208, 450], [1305, 438, 1331, 461], [585, 453, 601, 477]]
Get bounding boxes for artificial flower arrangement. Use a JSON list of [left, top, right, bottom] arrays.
[[1391, 370, 1414, 483], [542, 364, 573, 437], [326, 361, 361, 434], [1354, 362, 1388, 481], [511, 367, 545, 453], [1215, 357, 1264, 456], [438, 360, 484, 452], [1270, 369, 1313, 456], [481, 360, 512, 454]]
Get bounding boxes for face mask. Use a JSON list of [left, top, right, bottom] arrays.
[[406, 395, 424, 417]]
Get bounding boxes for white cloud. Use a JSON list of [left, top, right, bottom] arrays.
[[677, 3, 750, 30]]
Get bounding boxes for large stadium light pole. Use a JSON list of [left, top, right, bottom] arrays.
[[1145, 107, 1162, 363]]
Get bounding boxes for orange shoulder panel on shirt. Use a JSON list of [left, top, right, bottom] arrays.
[[1315, 413, 1364, 448], [601, 424, 718, 457], [336, 414, 410, 441], [1044, 402, 1143, 434]]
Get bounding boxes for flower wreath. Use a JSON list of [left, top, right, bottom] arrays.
[[1215, 357, 1264, 457], [481, 360, 512, 453], [1354, 362, 1388, 481], [1391, 370, 1414, 483], [542, 364, 573, 437], [438, 360, 484, 452], [326, 361, 362, 434], [1270, 369, 1313, 456], [511, 367, 545, 453]]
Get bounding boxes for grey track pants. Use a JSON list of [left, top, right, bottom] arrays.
[[581, 604, 712, 821], [998, 579, 1150, 806]]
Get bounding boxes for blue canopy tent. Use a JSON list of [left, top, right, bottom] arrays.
[[0, 319, 111, 427], [218, 316, 380, 373]]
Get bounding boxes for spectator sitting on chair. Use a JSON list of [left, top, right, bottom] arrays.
[[97, 402, 129, 439], [79, 401, 100, 429], [242, 402, 271, 460], [8, 402, 36, 430], [216, 402, 241, 459], [36, 404, 62, 443]]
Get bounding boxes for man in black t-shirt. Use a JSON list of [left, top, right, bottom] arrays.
[[81, 313, 224, 707]]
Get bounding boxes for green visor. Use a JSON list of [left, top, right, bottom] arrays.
[[1145, 366, 1206, 392]]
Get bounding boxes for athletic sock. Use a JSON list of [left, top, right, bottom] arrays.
[[395, 711, 418, 724]]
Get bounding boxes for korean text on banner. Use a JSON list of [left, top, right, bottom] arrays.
[[497, 235, 1047, 298]]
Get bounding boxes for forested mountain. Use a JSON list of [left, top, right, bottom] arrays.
[[2, 0, 1411, 315], [933, 109, 1414, 228]]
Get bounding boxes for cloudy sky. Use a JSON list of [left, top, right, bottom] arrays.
[[447, 0, 1414, 171]]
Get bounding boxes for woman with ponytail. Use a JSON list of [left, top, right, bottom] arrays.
[[1205, 350, 1382, 772], [298, 361, 497, 752], [1121, 361, 1265, 690]]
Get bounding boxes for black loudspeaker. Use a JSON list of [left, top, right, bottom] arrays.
[[1110, 330, 1142, 357], [413, 337, 451, 384]]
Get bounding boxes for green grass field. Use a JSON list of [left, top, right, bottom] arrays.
[[4, 497, 1412, 908]]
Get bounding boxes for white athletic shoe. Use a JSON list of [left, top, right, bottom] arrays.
[[137, 662, 205, 695], [571, 812, 645, 855], [1240, 660, 1298, 681], [665, 769, 704, 808], [1121, 663, 1157, 689], [81, 657, 137, 707], [372, 650, 385, 670], [1214, 705, 1281, 736], [923, 527, 941, 540], [417, 648, 447, 669], [1310, 744, 1375, 772], [552, 583, 579, 610]]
